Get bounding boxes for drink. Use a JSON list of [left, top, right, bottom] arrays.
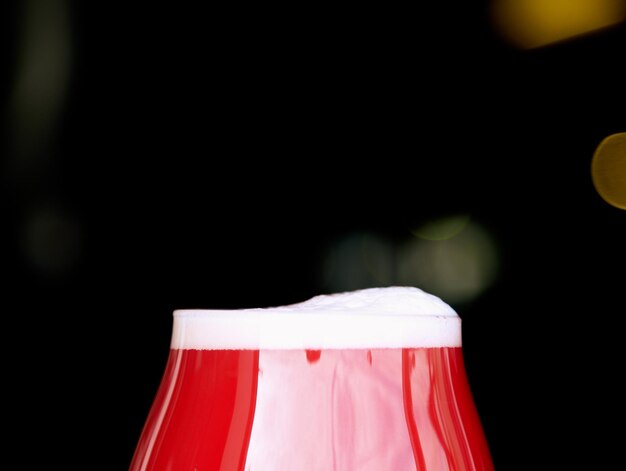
[[130, 287, 494, 470]]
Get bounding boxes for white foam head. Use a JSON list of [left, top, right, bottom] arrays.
[[171, 287, 461, 349]]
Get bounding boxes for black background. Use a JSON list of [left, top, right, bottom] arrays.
[[2, 2, 625, 469]]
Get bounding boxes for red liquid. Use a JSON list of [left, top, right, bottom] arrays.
[[130, 348, 493, 470]]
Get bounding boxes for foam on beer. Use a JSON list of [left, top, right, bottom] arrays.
[[171, 287, 461, 349]]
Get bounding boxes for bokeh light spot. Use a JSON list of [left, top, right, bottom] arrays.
[[321, 222, 499, 305], [22, 207, 82, 276], [592, 132, 626, 210], [398, 222, 499, 304], [10, 0, 72, 164], [322, 233, 394, 292], [491, 0, 626, 49], [411, 214, 471, 241]]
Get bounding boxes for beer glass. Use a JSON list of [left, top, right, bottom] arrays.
[[130, 287, 494, 470]]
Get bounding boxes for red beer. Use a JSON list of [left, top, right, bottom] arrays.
[[130, 288, 494, 470]]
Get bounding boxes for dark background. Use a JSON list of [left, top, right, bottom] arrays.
[[2, 2, 625, 469]]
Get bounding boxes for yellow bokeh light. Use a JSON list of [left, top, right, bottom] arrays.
[[592, 133, 626, 210], [492, 0, 626, 49]]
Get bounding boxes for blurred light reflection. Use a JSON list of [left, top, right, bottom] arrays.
[[9, 0, 72, 165], [491, 0, 626, 49], [22, 206, 82, 276], [322, 221, 499, 304], [399, 222, 499, 304], [592, 132, 626, 210], [411, 214, 471, 241], [323, 233, 394, 292]]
